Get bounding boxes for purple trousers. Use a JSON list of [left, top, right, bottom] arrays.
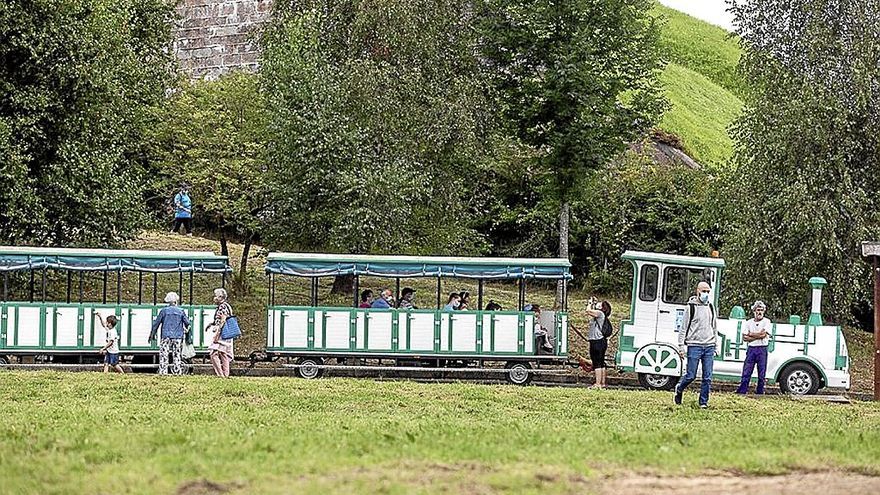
[[736, 346, 768, 394]]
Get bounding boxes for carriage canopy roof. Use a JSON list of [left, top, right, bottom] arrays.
[[0, 246, 232, 273], [266, 252, 572, 280]]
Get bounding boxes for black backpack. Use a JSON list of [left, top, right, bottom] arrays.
[[601, 317, 613, 338]]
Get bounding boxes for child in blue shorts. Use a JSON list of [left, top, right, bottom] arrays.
[[96, 312, 124, 373]]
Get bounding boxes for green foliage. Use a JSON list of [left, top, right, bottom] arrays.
[[573, 149, 719, 293], [259, 0, 490, 255], [0, 0, 175, 246], [653, 3, 744, 97], [477, 0, 667, 202], [721, 0, 880, 327], [1, 372, 879, 493], [659, 63, 743, 167]]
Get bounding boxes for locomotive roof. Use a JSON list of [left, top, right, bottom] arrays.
[[621, 250, 726, 268]]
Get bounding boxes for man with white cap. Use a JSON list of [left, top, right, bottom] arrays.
[[149, 292, 191, 375], [674, 281, 718, 408], [736, 300, 772, 394]]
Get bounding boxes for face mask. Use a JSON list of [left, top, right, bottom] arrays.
[[699, 292, 709, 304], [452, 300, 460, 308]]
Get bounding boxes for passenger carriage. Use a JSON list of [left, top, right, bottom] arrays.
[[617, 250, 851, 395], [263, 252, 572, 384], [0, 246, 232, 367]]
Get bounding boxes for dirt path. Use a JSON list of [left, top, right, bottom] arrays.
[[598, 471, 880, 495]]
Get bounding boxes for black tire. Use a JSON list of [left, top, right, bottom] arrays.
[[778, 362, 820, 395], [296, 357, 323, 380], [505, 362, 532, 386], [637, 373, 678, 391]]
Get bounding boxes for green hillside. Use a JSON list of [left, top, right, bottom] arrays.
[[653, 4, 745, 168]]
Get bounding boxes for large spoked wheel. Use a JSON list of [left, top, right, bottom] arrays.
[[296, 357, 324, 380], [638, 373, 678, 391], [779, 362, 820, 395], [505, 362, 532, 386], [0, 356, 9, 366]]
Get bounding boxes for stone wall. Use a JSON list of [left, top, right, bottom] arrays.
[[173, 0, 273, 79]]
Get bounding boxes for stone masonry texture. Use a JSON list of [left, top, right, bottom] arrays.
[[173, 0, 273, 79]]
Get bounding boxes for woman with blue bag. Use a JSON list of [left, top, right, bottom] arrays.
[[208, 288, 240, 377]]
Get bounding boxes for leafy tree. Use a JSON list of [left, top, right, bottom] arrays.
[[574, 148, 720, 295], [722, 0, 880, 326], [475, 0, 667, 302], [146, 72, 269, 287], [260, 0, 491, 264], [0, 0, 175, 246]]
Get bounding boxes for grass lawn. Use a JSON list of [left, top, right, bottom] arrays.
[[0, 372, 877, 494]]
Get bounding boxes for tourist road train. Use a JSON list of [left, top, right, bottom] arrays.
[[0, 246, 850, 395]]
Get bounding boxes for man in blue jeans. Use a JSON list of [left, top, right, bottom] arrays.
[[674, 281, 718, 408]]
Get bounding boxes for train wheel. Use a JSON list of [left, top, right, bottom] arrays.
[[779, 362, 820, 395], [505, 362, 532, 386], [637, 373, 678, 391], [296, 357, 323, 380]]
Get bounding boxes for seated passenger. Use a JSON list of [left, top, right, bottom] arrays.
[[485, 300, 502, 311], [443, 292, 461, 311], [398, 287, 417, 309], [531, 304, 554, 353], [359, 290, 374, 308], [458, 291, 471, 310], [371, 288, 394, 309]]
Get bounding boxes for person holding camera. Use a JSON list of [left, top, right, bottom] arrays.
[[586, 298, 612, 389]]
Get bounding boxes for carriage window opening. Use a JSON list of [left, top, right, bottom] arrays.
[[662, 266, 707, 305], [638, 264, 659, 301]]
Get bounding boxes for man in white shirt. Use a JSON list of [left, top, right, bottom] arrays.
[[736, 300, 771, 394]]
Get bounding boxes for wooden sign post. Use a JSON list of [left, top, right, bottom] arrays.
[[860, 242, 880, 401]]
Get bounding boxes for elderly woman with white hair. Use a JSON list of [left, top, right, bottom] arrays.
[[149, 292, 191, 375], [736, 300, 772, 395], [207, 288, 236, 377]]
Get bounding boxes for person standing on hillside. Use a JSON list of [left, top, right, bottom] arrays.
[[736, 300, 771, 395], [170, 183, 193, 236], [674, 281, 718, 409]]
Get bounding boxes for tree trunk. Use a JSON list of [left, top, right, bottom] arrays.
[[331, 274, 355, 296], [555, 201, 570, 309], [236, 236, 252, 292], [219, 233, 229, 258]]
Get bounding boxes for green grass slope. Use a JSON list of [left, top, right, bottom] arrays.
[[659, 62, 743, 167], [1, 372, 878, 494], [652, 4, 745, 168]]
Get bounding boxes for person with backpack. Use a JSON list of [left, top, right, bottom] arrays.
[[674, 281, 718, 408], [586, 299, 613, 389]]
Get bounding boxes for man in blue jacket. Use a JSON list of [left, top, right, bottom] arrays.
[[149, 292, 191, 375]]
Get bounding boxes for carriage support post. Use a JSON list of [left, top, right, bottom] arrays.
[[478, 279, 484, 309]]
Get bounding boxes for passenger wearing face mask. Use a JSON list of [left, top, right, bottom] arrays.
[[442, 292, 461, 311], [371, 288, 394, 309], [673, 281, 718, 409]]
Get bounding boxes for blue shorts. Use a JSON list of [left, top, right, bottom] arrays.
[[104, 353, 120, 365]]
